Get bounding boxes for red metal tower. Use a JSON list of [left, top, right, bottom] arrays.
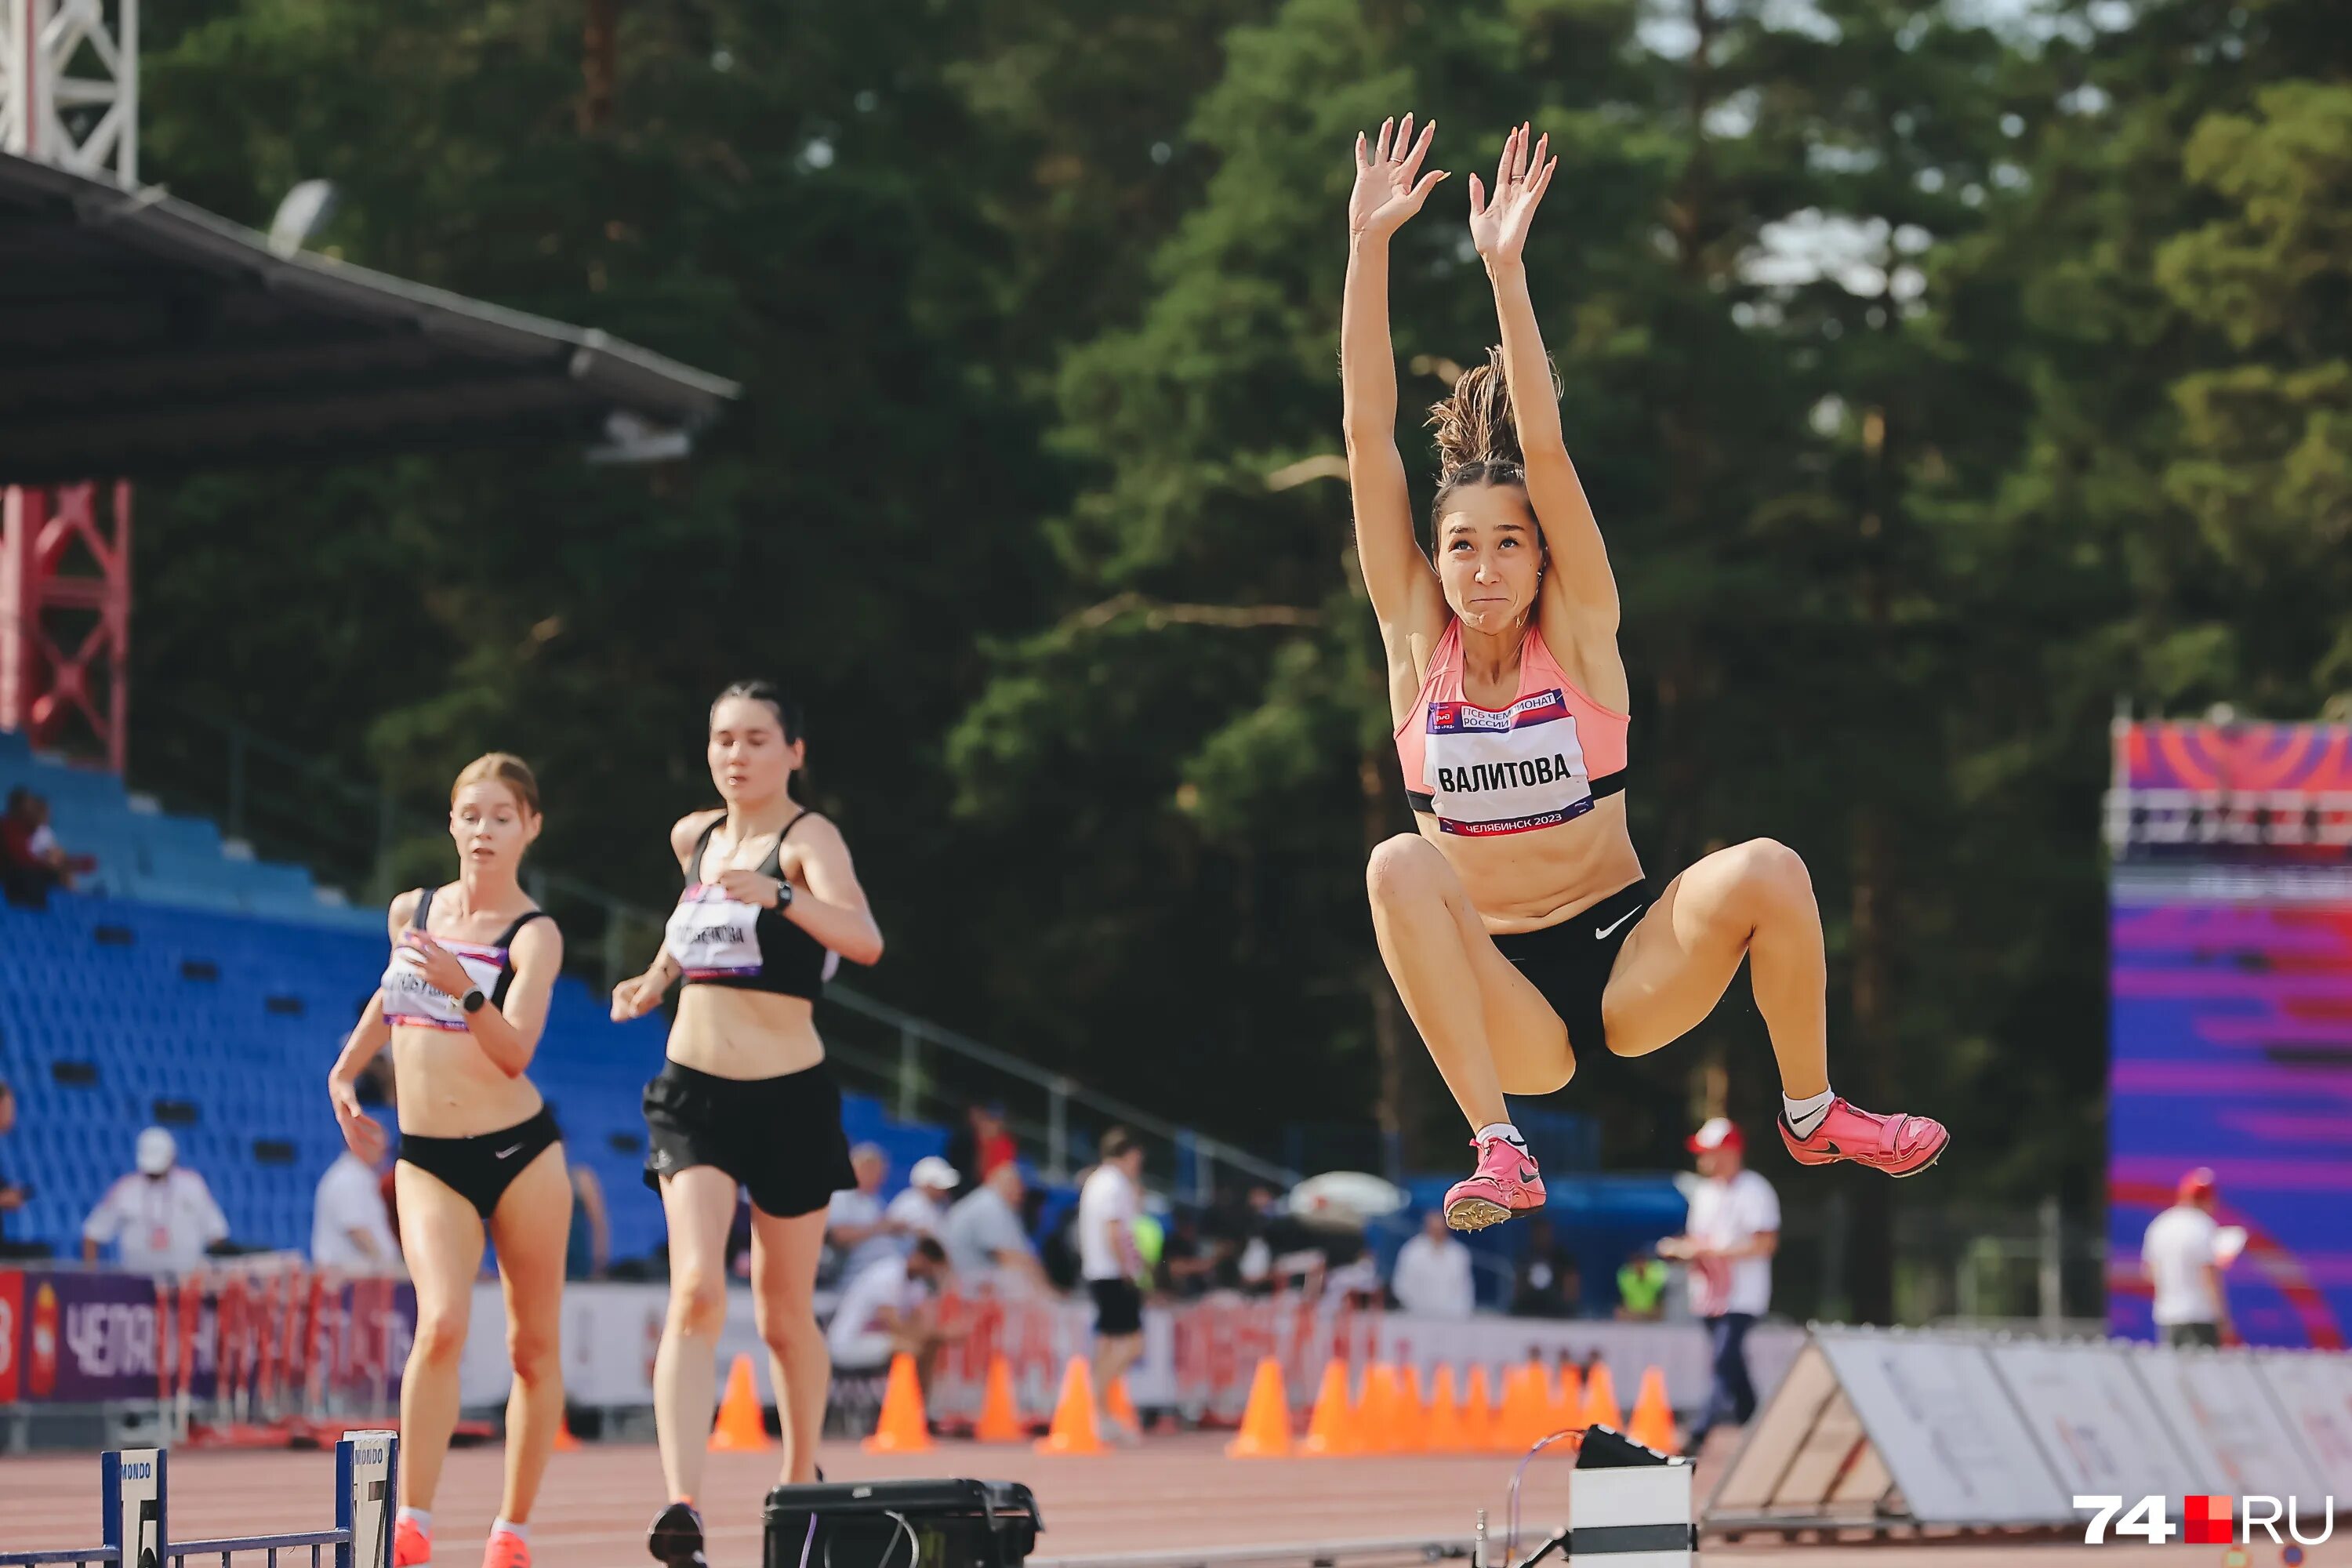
[[2, 0, 138, 767]]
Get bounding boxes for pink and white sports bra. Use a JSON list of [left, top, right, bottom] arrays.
[[1394, 620, 1629, 837]]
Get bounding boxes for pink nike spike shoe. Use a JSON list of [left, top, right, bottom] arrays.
[[1443, 1133, 1546, 1230], [1780, 1098, 1949, 1176]]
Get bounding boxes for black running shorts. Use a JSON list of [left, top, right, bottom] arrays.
[[1087, 1277, 1144, 1338], [642, 1058, 855, 1219], [1490, 881, 1650, 1058]]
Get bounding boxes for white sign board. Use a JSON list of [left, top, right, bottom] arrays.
[[1816, 1330, 2077, 1525], [338, 1430, 398, 1568], [2130, 1345, 2330, 1501], [103, 1447, 165, 1568], [2256, 1349, 2352, 1501], [1989, 1339, 2204, 1500]]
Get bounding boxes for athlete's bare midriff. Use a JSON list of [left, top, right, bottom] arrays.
[[390, 1025, 546, 1140], [666, 987, 826, 1080], [1414, 794, 1645, 933]]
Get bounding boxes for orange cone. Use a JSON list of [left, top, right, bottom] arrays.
[[862, 1352, 935, 1454], [1298, 1359, 1359, 1457], [1425, 1364, 1468, 1453], [1628, 1365, 1678, 1455], [1359, 1363, 1403, 1454], [1581, 1359, 1623, 1432], [974, 1355, 1025, 1443], [1460, 1364, 1497, 1450], [1495, 1362, 1548, 1451], [1225, 1357, 1294, 1457], [552, 1409, 583, 1451], [708, 1353, 773, 1451], [1034, 1357, 1105, 1455], [1548, 1360, 1584, 1434], [1107, 1375, 1141, 1435], [1392, 1364, 1428, 1453]]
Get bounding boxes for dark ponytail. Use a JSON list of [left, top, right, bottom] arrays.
[[1425, 346, 1547, 531]]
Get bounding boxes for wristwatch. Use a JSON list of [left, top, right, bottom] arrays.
[[461, 988, 488, 1014], [770, 880, 794, 911]]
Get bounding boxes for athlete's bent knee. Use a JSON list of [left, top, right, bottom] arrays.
[[1365, 833, 1446, 909], [666, 1270, 728, 1339], [1730, 837, 1812, 912], [411, 1311, 467, 1370], [506, 1323, 558, 1381]]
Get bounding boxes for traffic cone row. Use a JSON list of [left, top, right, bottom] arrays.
[[702, 1346, 1679, 1461], [1287, 1356, 1680, 1458]]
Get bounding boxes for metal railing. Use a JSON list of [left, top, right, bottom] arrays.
[[131, 706, 1298, 1197]]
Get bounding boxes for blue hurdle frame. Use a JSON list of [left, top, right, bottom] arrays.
[[0, 1433, 396, 1568]]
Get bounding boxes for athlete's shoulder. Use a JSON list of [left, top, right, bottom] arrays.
[[385, 887, 424, 938], [509, 909, 564, 963], [669, 809, 724, 862]]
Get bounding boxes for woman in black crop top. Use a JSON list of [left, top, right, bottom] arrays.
[[610, 681, 883, 1566]]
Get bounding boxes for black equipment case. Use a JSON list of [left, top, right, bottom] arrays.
[[762, 1479, 1043, 1568]]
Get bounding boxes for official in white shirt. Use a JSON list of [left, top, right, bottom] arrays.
[[826, 1143, 904, 1283], [2143, 1167, 2237, 1348], [1076, 1127, 1147, 1439], [313, 1123, 401, 1274], [884, 1156, 960, 1243], [826, 1237, 956, 1385], [1392, 1209, 1476, 1318], [82, 1127, 229, 1273], [1659, 1118, 1779, 1449]]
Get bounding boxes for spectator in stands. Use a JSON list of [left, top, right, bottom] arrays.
[[1078, 1127, 1147, 1442], [884, 1156, 960, 1242], [945, 1102, 1018, 1197], [1155, 1210, 1220, 1300], [1510, 1218, 1580, 1318], [1392, 1208, 1476, 1318], [2143, 1166, 2237, 1348], [826, 1237, 960, 1391], [1614, 1246, 1669, 1321], [2, 789, 88, 909], [1660, 1117, 1779, 1452], [82, 1127, 229, 1272], [0, 1076, 34, 1258], [826, 1144, 905, 1284], [942, 1161, 1047, 1290], [314, 1112, 401, 1274]]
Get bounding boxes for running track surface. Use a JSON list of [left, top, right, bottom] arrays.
[[0, 1436, 2274, 1567]]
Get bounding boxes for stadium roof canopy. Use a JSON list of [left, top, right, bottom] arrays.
[[0, 153, 739, 482]]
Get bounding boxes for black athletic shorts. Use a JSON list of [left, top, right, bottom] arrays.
[[398, 1105, 562, 1219], [1087, 1277, 1144, 1338], [1490, 881, 1650, 1059], [642, 1058, 855, 1219]]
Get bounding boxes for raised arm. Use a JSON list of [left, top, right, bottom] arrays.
[[1343, 115, 1450, 669], [1470, 127, 1625, 691]]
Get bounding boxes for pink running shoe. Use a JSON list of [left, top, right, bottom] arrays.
[[1779, 1098, 1949, 1176], [482, 1530, 529, 1568], [393, 1516, 431, 1568], [1443, 1134, 1545, 1231]]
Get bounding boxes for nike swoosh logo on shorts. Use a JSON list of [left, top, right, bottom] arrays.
[[495, 1144, 524, 1160], [1594, 907, 1639, 940]]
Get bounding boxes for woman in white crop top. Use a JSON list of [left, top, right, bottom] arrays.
[[1341, 116, 1949, 1232], [326, 754, 569, 1568]]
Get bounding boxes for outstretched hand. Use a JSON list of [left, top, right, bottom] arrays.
[[1468, 124, 1555, 264], [1348, 114, 1446, 241]]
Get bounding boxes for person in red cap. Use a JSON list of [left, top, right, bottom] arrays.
[[1658, 1118, 1778, 1450], [2143, 1167, 2234, 1348]]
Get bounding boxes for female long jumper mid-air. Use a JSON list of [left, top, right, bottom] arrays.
[[1342, 115, 1949, 1230]]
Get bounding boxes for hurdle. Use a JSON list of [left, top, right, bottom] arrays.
[[0, 1432, 397, 1568]]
